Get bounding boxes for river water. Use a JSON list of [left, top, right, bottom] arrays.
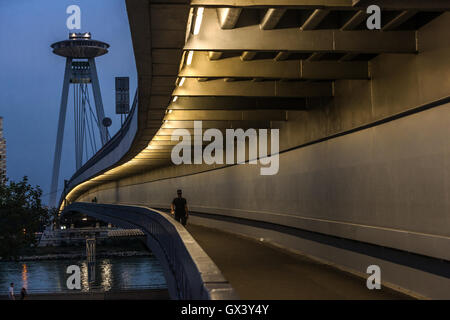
[[0, 256, 167, 294]]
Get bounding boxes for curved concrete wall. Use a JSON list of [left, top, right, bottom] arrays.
[[78, 102, 450, 262], [76, 102, 450, 298]]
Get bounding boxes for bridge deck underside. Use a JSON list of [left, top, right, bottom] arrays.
[[187, 224, 410, 299]]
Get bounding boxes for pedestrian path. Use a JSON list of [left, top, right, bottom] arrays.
[[187, 224, 412, 300]]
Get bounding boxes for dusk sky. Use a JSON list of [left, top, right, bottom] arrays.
[[0, 0, 137, 204]]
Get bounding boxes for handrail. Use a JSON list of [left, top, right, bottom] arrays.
[[63, 202, 238, 300]]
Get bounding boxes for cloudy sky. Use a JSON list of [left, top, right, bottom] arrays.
[[0, 0, 137, 204]]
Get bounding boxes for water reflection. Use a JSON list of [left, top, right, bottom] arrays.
[[0, 256, 166, 294], [88, 262, 96, 284], [80, 261, 89, 292], [100, 260, 112, 291], [21, 264, 28, 290]]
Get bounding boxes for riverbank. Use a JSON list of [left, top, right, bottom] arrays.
[[0, 239, 151, 261], [14, 250, 151, 261], [0, 289, 170, 300]]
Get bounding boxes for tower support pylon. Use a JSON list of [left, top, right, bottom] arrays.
[[49, 32, 110, 207]]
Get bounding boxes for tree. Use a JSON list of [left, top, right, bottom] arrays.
[[0, 176, 50, 259]]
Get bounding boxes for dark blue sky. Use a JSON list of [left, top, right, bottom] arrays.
[[0, 0, 137, 204]]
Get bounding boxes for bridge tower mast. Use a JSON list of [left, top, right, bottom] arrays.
[[49, 32, 110, 207]]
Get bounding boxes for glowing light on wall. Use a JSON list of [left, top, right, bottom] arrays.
[[186, 50, 194, 65], [193, 7, 204, 35]]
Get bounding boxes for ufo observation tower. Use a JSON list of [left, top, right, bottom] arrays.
[[49, 32, 111, 207]]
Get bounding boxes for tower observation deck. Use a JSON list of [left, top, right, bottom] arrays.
[[51, 32, 109, 59]]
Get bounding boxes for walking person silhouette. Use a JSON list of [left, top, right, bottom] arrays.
[[171, 189, 189, 226]]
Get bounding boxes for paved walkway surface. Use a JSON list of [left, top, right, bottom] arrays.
[[187, 224, 412, 300]]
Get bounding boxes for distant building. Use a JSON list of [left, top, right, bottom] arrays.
[[0, 117, 6, 182]]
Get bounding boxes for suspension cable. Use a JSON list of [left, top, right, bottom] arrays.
[[81, 84, 98, 154]]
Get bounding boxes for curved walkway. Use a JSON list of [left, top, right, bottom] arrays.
[[186, 224, 412, 300]]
